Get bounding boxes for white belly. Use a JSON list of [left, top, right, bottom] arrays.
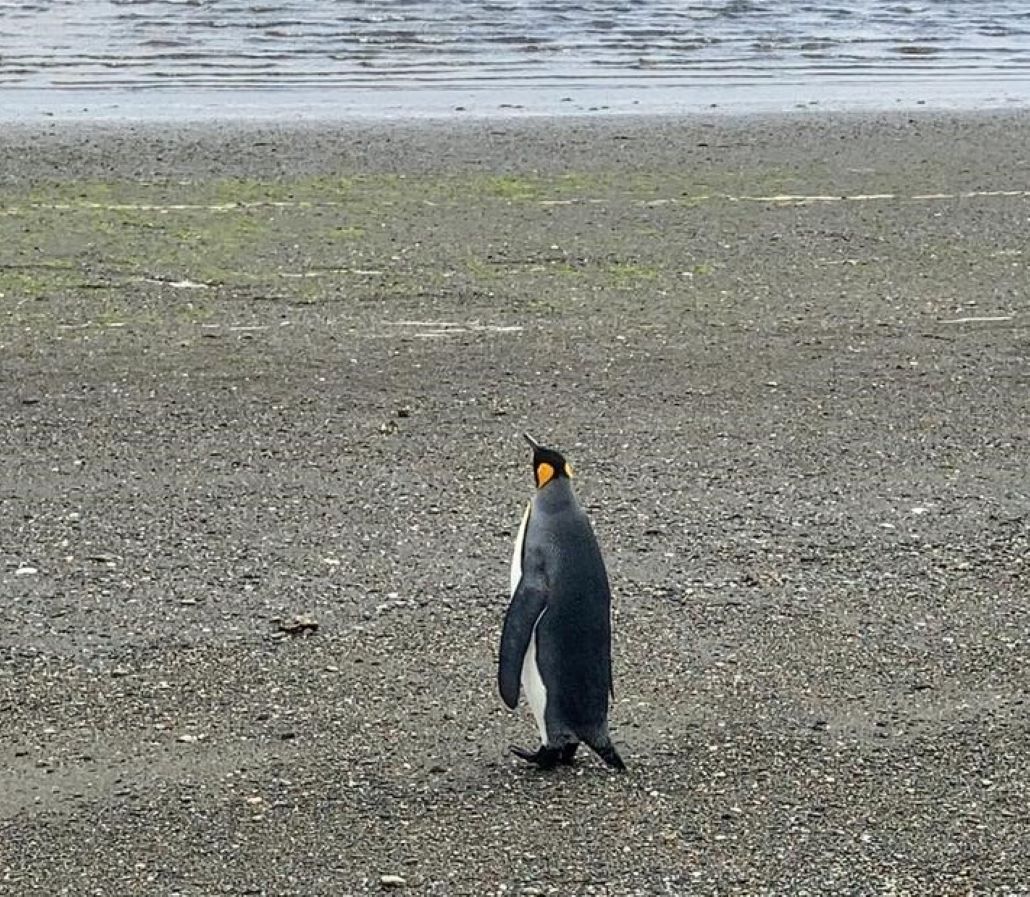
[[511, 501, 548, 744], [521, 613, 549, 744]]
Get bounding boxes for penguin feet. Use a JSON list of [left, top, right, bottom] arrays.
[[509, 744, 563, 770], [510, 742, 617, 771]]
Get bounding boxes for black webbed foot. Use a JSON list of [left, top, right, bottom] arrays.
[[509, 744, 562, 769], [559, 743, 579, 765]]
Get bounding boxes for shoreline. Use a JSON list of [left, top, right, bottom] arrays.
[[2, 72, 1030, 126]]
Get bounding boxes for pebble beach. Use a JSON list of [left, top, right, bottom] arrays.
[[1, 112, 1028, 894]]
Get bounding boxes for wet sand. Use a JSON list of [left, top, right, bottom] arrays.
[[1, 112, 1028, 895]]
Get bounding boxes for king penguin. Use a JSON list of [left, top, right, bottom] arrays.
[[498, 433, 625, 771]]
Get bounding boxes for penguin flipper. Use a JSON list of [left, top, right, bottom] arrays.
[[498, 580, 547, 710]]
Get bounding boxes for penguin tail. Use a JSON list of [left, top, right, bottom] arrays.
[[584, 733, 626, 772]]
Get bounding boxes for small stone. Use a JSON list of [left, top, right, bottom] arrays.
[[177, 734, 199, 744], [380, 874, 406, 888], [110, 667, 130, 678], [15, 566, 38, 576], [278, 614, 319, 635]]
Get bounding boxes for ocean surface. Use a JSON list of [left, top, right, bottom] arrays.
[[2, 0, 1030, 121]]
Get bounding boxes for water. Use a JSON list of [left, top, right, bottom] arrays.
[[2, 0, 1030, 121]]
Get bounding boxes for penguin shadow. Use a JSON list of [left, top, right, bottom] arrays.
[[504, 753, 626, 786], [500, 741, 695, 781], [494, 742, 702, 812]]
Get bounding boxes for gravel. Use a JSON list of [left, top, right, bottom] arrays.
[[1, 111, 1027, 895]]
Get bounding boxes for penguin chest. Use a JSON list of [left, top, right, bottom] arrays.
[[510, 501, 530, 597]]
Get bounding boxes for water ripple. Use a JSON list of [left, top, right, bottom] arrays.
[[1, 0, 1029, 90], [2, 0, 1030, 119]]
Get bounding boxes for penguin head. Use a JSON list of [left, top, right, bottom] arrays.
[[523, 432, 574, 489]]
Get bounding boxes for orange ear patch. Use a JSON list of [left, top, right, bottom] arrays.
[[536, 462, 555, 487]]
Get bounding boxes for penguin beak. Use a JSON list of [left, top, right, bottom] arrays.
[[523, 432, 541, 451]]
